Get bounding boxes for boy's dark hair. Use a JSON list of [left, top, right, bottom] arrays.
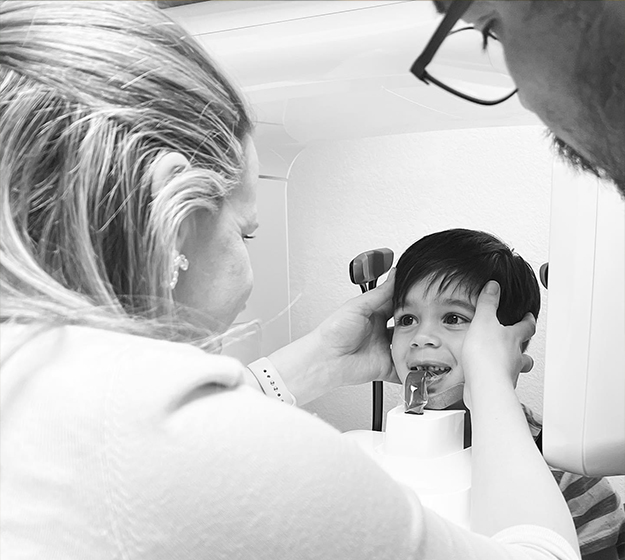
[[393, 229, 541, 330]]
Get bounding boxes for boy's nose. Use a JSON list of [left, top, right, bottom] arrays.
[[410, 328, 441, 348]]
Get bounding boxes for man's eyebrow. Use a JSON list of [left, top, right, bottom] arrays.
[[432, 0, 447, 15], [441, 298, 476, 313]]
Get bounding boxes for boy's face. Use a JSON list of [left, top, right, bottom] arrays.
[[391, 276, 476, 410]]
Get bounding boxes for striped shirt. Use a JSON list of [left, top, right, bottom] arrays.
[[523, 405, 625, 559]]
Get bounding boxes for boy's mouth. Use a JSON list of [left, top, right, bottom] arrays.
[[409, 364, 451, 376]]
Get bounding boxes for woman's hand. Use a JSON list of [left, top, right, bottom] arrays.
[[268, 270, 397, 405], [463, 281, 579, 551], [461, 280, 536, 410], [316, 268, 399, 385]]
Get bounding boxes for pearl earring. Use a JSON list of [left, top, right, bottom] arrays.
[[170, 253, 189, 290]]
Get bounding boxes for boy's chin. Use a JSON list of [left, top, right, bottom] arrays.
[[425, 384, 465, 410]]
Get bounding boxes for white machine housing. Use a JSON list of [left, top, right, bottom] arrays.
[[165, 0, 625, 476], [543, 161, 625, 476]]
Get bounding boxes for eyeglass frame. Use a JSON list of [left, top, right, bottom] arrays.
[[410, 0, 518, 106]]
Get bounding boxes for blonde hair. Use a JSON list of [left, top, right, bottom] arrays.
[[0, 0, 253, 344]]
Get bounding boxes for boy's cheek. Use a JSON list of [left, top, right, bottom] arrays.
[[390, 340, 408, 385], [392, 360, 409, 386], [396, 371, 408, 386]]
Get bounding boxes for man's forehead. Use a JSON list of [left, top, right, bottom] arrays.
[[432, 0, 450, 15], [431, 0, 498, 26], [428, 1, 495, 32]]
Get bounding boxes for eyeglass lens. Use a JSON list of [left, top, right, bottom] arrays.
[[426, 27, 516, 103]]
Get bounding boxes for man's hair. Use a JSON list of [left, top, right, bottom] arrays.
[[393, 229, 541, 328]]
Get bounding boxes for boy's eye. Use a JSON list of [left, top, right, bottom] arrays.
[[443, 313, 470, 326], [397, 314, 416, 327]]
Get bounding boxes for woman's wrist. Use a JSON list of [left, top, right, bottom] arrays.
[[469, 380, 524, 433], [266, 330, 340, 406], [242, 364, 263, 393], [465, 377, 515, 408], [246, 357, 297, 406]]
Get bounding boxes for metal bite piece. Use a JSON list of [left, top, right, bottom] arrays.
[[405, 369, 432, 415]]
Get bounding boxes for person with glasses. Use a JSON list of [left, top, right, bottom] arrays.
[[413, 0, 625, 199], [412, 2, 625, 560], [1, 2, 582, 559]]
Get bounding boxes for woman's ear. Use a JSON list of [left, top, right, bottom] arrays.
[[150, 152, 193, 254], [176, 212, 197, 256], [151, 152, 190, 196]]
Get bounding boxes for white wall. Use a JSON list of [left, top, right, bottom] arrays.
[[225, 177, 290, 360], [287, 125, 553, 430], [285, 124, 625, 498]]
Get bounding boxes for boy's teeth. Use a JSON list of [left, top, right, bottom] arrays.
[[411, 365, 450, 374]]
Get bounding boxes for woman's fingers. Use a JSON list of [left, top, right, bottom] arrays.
[[464, 282, 537, 396], [513, 311, 537, 347], [520, 354, 535, 374], [472, 280, 501, 322], [473, 283, 536, 350], [351, 268, 396, 316]]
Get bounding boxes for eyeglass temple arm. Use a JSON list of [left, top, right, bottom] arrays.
[[410, 0, 473, 79]]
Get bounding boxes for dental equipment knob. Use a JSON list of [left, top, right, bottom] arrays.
[[349, 248, 394, 431]]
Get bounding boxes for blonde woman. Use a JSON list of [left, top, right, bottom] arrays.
[[0, 2, 578, 559]]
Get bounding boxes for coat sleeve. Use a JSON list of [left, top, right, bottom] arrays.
[[109, 375, 581, 560]]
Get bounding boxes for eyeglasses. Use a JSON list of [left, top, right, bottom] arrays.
[[410, 0, 518, 106]]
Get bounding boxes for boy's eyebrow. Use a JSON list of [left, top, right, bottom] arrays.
[[396, 294, 477, 314], [440, 298, 476, 314]]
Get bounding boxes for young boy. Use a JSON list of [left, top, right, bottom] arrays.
[[391, 228, 624, 560]]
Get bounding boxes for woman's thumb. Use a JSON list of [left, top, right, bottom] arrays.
[[360, 268, 395, 314], [473, 280, 500, 320]]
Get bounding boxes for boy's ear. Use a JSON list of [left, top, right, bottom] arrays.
[[151, 152, 190, 196]]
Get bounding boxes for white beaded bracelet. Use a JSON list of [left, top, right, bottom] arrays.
[[246, 357, 297, 406]]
